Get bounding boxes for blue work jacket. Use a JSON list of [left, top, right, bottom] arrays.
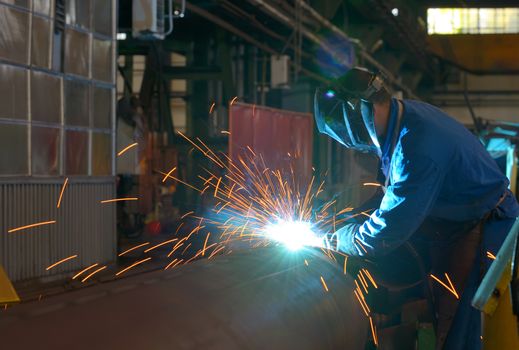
[[346, 98, 519, 256]]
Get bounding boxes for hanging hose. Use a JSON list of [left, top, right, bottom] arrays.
[[164, 0, 186, 37]]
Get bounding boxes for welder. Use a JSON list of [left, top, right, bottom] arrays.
[[314, 67, 519, 349]]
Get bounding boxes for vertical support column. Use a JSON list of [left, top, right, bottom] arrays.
[[184, 32, 211, 209], [156, 42, 175, 144], [243, 45, 257, 103], [188, 34, 210, 139], [123, 55, 133, 98], [217, 30, 236, 105]]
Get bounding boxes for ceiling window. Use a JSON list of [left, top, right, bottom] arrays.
[[427, 8, 519, 34]]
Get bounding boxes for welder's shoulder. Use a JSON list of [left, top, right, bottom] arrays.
[[401, 99, 461, 134], [398, 100, 460, 165]]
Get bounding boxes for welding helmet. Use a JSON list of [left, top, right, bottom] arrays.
[[314, 67, 386, 155]]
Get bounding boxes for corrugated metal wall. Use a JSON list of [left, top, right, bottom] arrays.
[[0, 1, 117, 282], [0, 180, 116, 281]]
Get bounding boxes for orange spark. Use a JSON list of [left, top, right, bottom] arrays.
[[320, 276, 329, 292], [430, 273, 459, 299], [180, 211, 194, 220], [444, 273, 459, 299], [209, 102, 216, 114], [355, 238, 368, 254], [358, 275, 369, 294], [185, 250, 205, 264], [354, 289, 370, 317], [181, 243, 192, 255], [202, 232, 211, 256], [171, 259, 184, 268], [174, 223, 185, 236], [117, 142, 138, 157], [168, 237, 187, 257], [116, 257, 152, 276], [8, 220, 56, 233], [363, 182, 382, 187], [100, 197, 138, 204], [369, 316, 379, 346], [486, 251, 496, 260], [216, 201, 231, 214], [164, 259, 178, 270], [356, 287, 371, 314], [144, 239, 178, 253], [158, 169, 203, 192], [358, 271, 370, 291], [46, 254, 78, 271], [56, 177, 69, 208], [72, 263, 99, 280], [208, 245, 225, 259], [81, 266, 107, 282], [336, 207, 354, 215], [161, 167, 177, 182], [221, 130, 231, 135], [230, 96, 238, 105], [118, 242, 150, 257], [214, 177, 222, 197], [363, 269, 378, 289], [354, 280, 362, 294], [343, 256, 348, 274]]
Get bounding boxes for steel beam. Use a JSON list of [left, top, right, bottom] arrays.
[[162, 66, 223, 80]]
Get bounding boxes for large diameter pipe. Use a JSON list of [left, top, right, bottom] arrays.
[[0, 247, 368, 349]]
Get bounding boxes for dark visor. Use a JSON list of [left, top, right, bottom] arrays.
[[314, 88, 379, 153]]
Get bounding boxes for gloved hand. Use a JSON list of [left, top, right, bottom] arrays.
[[322, 223, 362, 256]]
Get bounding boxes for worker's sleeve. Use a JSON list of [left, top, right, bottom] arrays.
[[341, 187, 384, 225], [336, 152, 445, 256]]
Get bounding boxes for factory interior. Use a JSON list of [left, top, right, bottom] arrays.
[[1, 0, 519, 349]]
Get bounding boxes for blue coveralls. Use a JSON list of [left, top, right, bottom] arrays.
[[337, 98, 519, 349]]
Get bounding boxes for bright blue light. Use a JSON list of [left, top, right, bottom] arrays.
[[325, 90, 336, 98], [264, 220, 322, 251]]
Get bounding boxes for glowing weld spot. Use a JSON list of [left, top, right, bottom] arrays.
[[263, 220, 321, 251]]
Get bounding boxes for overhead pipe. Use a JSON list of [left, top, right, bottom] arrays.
[[0, 247, 368, 349], [249, 0, 419, 99], [247, 0, 353, 67], [186, 2, 329, 83], [296, 0, 419, 99]]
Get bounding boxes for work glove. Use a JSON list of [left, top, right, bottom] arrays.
[[323, 223, 362, 256]]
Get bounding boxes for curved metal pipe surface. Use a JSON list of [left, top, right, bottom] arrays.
[[0, 247, 367, 349]]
